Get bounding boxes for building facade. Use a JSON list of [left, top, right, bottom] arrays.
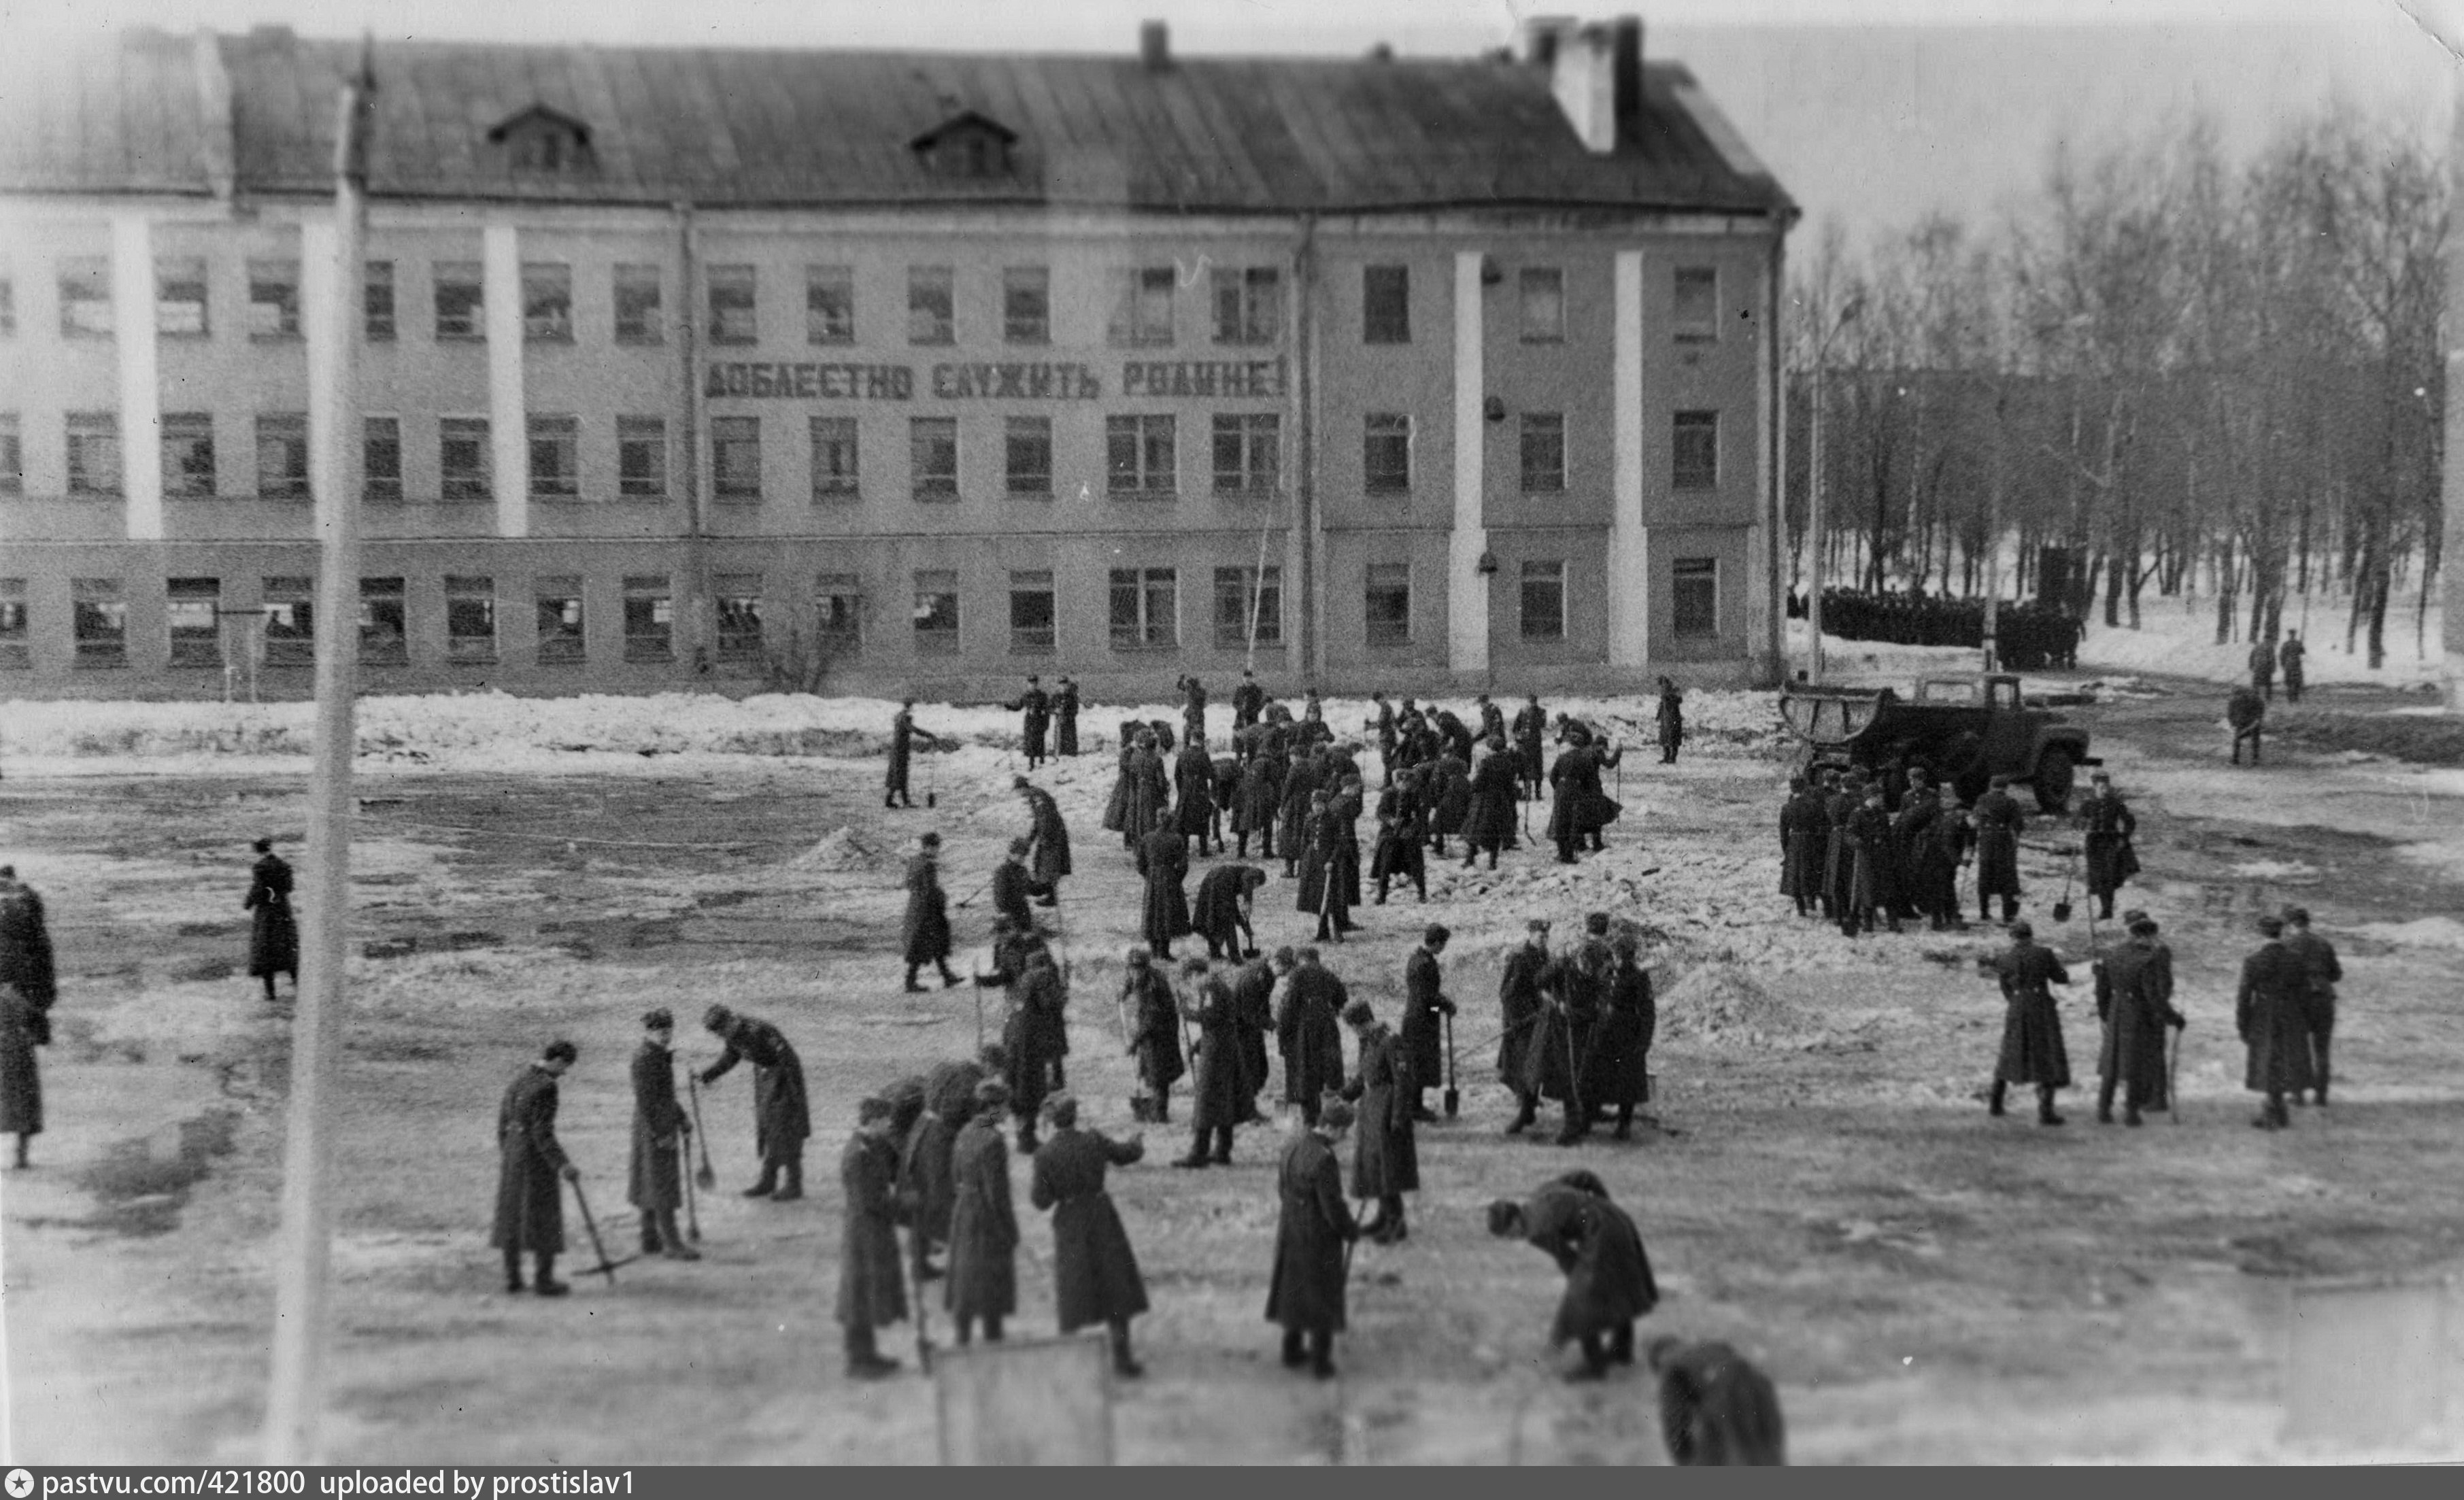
[[0, 19, 1795, 700]]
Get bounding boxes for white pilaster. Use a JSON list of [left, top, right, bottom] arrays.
[[1448, 250, 1490, 675], [112, 213, 163, 540], [1609, 249, 1648, 668], [484, 222, 526, 539], [303, 220, 345, 526]]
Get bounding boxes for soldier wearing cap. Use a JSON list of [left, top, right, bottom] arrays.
[[839, 1095, 909, 1378], [2095, 919, 2183, 1126], [1266, 1097, 1359, 1378], [2079, 771, 2139, 921], [1028, 1093, 1151, 1378], [2281, 906, 2343, 1106], [1498, 919, 1553, 1134], [491, 1039, 581, 1297], [2237, 915, 2314, 1129], [1986, 921, 2073, 1125], [947, 1078, 1019, 1346], [1972, 773, 2027, 925], [1487, 1172, 1659, 1381], [627, 1008, 699, 1260]]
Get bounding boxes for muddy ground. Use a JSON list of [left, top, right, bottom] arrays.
[[6, 678, 2463, 1464]]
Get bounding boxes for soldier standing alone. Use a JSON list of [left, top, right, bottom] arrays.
[[2281, 906, 2342, 1106], [2238, 915, 2316, 1129], [243, 838, 298, 1002], [1985, 921, 2073, 1126], [1264, 1100, 1359, 1379], [2278, 631, 2307, 703], [491, 1039, 581, 1297]]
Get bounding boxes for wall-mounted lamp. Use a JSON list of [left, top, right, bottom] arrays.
[[1483, 395, 1506, 423], [1479, 255, 1503, 286], [1476, 551, 1499, 577]]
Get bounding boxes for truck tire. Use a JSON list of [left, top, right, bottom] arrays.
[[2032, 749, 2075, 815]]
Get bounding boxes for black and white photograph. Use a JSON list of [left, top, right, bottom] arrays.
[[1, 0, 2459, 1467]]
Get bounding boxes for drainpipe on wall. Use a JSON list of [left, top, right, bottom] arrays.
[[675, 201, 710, 681], [1294, 212, 1322, 683]]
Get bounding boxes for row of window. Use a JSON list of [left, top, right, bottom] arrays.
[[2, 259, 1727, 349], [0, 409, 1721, 501], [0, 558, 1720, 672]]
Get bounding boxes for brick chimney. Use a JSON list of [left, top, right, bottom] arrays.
[[1139, 20, 1170, 71], [1542, 14, 1643, 155]]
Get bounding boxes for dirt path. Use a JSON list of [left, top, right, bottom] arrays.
[[6, 688, 2463, 1463]]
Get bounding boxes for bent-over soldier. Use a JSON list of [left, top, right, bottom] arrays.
[[699, 1004, 811, 1199], [839, 1096, 909, 1379], [1029, 1093, 1151, 1378], [1265, 1100, 1359, 1380], [1192, 862, 1266, 961], [947, 1078, 1020, 1346], [2095, 917, 2183, 1126], [1487, 1173, 1659, 1380], [492, 1039, 581, 1297], [627, 1009, 700, 1260], [1987, 921, 2072, 1125], [2238, 915, 2315, 1130], [1647, 1338, 1787, 1465]]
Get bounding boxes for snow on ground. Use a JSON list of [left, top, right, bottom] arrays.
[[2350, 916, 2464, 951]]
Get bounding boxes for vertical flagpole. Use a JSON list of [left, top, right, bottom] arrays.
[[264, 40, 373, 1465]]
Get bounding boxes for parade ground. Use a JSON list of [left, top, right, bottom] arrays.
[[6, 673, 2464, 1465]]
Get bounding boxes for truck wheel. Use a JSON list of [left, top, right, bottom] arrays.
[[2033, 750, 2075, 814]]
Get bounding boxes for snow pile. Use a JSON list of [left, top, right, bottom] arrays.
[[2350, 916, 2464, 951], [1656, 962, 1824, 1049], [786, 826, 892, 874]]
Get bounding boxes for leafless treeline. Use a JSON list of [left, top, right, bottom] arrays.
[[1786, 103, 2445, 667]]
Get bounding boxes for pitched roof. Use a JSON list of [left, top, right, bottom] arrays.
[[0, 31, 1793, 218]]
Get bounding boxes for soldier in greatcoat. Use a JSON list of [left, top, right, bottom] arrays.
[[1053, 677, 1082, 757], [1842, 784, 1901, 936], [1230, 951, 1278, 1123], [1296, 792, 1353, 943], [1011, 777, 1070, 907], [1777, 777, 1823, 918], [1232, 668, 1266, 731], [1498, 919, 1552, 1133], [901, 832, 962, 991], [2278, 631, 2308, 703], [491, 1039, 581, 1297], [838, 1096, 909, 1379], [0, 866, 58, 1019], [699, 1004, 811, 1199], [626, 1009, 699, 1260], [1591, 936, 1657, 1138], [1398, 925, 1455, 1123], [1918, 782, 1973, 930], [1191, 862, 1267, 962], [1175, 737, 1219, 853], [1136, 809, 1192, 960], [1172, 957, 1247, 1167], [1647, 1338, 1787, 1465], [1179, 675, 1209, 746], [1, 979, 45, 1169], [2228, 685, 2265, 766], [1985, 921, 2072, 1125], [2248, 637, 2277, 700], [991, 839, 1036, 934], [1273, 947, 1347, 1127], [1823, 771, 1862, 921], [1462, 734, 1521, 869], [2095, 918, 2183, 1127], [896, 1068, 964, 1286], [1121, 948, 1185, 1123], [1426, 749, 1472, 859], [2079, 772, 2140, 921], [1232, 746, 1282, 861], [1654, 677, 1685, 764], [946, 1078, 1020, 1346], [1028, 1092, 1151, 1378], [1340, 999, 1419, 1244], [2238, 915, 2315, 1130], [1370, 770, 1429, 904], [1010, 675, 1052, 770], [243, 837, 298, 1002], [1487, 1173, 1659, 1380], [1512, 694, 1549, 799], [885, 700, 945, 809], [1002, 949, 1066, 1152], [1265, 1100, 1360, 1380], [1526, 930, 1608, 1145], [1972, 774, 2027, 923], [2282, 906, 2342, 1106]]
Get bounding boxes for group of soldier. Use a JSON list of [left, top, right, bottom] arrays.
[[1802, 588, 2087, 672]]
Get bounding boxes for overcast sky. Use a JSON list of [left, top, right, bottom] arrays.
[[6, 0, 2454, 248]]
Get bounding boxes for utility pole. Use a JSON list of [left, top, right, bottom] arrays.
[[1806, 293, 1861, 681], [263, 39, 372, 1465]]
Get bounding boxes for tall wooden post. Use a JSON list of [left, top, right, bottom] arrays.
[[263, 42, 372, 1465]]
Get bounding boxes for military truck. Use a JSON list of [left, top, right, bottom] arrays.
[[1779, 673, 2099, 813]]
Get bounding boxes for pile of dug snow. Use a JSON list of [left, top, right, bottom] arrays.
[[1656, 962, 1823, 1048], [786, 826, 890, 873], [2350, 916, 2464, 951]]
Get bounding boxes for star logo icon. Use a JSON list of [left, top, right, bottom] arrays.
[[5, 1468, 35, 1498]]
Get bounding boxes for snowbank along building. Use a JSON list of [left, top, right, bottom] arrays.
[[0, 17, 1795, 700]]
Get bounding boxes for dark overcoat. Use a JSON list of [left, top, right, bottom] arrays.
[[1343, 1024, 1419, 1197], [1002, 966, 1066, 1122], [1780, 793, 1827, 901], [245, 853, 299, 978], [1276, 759, 1319, 857], [1054, 684, 1081, 756], [1972, 791, 2026, 900], [1992, 941, 2073, 1087], [1400, 947, 1449, 1090], [1017, 687, 1051, 759], [2284, 929, 2342, 1023], [886, 711, 918, 794], [1174, 746, 1217, 837], [2095, 940, 2180, 1108], [1231, 959, 1277, 1100], [902, 855, 953, 966], [1524, 954, 1606, 1103], [837, 1132, 909, 1330], [2238, 940, 2317, 1096], [1522, 1182, 1659, 1347], [1125, 748, 1170, 846], [1512, 704, 1549, 785], [1234, 755, 1282, 836], [490, 1063, 571, 1255], [1429, 755, 1472, 836], [0, 988, 43, 1136], [1276, 965, 1347, 1108], [1023, 785, 1074, 883], [992, 858, 1034, 933], [1918, 803, 1972, 915], [1264, 1129, 1357, 1333], [945, 1116, 1019, 1320], [898, 1110, 960, 1245], [705, 1015, 811, 1162], [1294, 808, 1350, 922], [1125, 968, 1185, 1093], [1465, 747, 1521, 848], [1192, 864, 1263, 955], [1101, 746, 1138, 834], [1496, 942, 1551, 1087], [626, 1039, 686, 1212], [1135, 828, 1192, 949], [1546, 748, 1599, 847], [2082, 794, 2140, 898], [0, 883, 58, 1008], [1658, 1342, 1787, 1466], [1846, 803, 1898, 913], [1183, 974, 1247, 1131], [1589, 963, 1655, 1107], [1030, 1127, 1150, 1330]]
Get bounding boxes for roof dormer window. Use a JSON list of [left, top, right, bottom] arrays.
[[911, 111, 1018, 179], [488, 105, 594, 175]]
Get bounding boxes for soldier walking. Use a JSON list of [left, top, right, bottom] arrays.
[[698, 1004, 811, 1200], [947, 1078, 1019, 1346], [2238, 915, 2315, 1129], [1266, 1100, 1360, 1380], [1029, 1093, 1151, 1378], [2094, 918, 2184, 1126], [491, 1039, 581, 1297], [627, 1009, 700, 1260], [1486, 1172, 1659, 1381], [902, 833, 963, 991], [1985, 921, 2072, 1125], [243, 837, 299, 1002], [838, 1096, 909, 1379], [2282, 906, 2342, 1106]]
